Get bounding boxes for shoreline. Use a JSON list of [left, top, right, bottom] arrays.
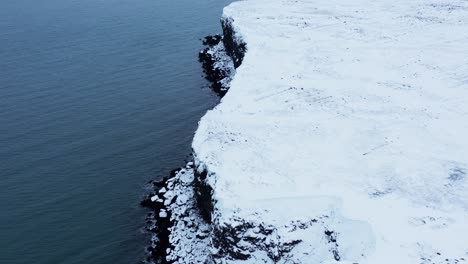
[[143, 0, 468, 263], [141, 17, 246, 264]]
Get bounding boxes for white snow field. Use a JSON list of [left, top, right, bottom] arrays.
[[192, 0, 468, 263]]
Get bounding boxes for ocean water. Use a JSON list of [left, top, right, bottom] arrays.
[[0, 0, 231, 263]]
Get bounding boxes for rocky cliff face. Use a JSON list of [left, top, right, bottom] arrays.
[[144, 0, 468, 263], [141, 14, 249, 264], [198, 15, 246, 96]]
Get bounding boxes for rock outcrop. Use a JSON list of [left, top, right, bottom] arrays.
[[144, 0, 468, 263]]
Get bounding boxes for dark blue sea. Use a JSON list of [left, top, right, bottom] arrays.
[[0, 0, 230, 263]]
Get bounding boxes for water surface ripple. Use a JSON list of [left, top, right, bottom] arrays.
[[0, 0, 231, 263]]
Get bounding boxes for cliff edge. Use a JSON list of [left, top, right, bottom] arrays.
[[147, 0, 468, 263], [193, 0, 468, 263]]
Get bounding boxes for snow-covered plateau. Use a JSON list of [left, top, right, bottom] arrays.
[[144, 0, 468, 263]]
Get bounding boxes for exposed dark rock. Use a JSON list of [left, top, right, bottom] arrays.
[[141, 172, 177, 264], [194, 168, 213, 223], [199, 19, 246, 96], [221, 18, 247, 68], [170, 168, 180, 177], [198, 38, 231, 96], [332, 249, 341, 261], [324, 229, 341, 261], [203, 34, 222, 46], [324, 230, 337, 243], [151, 209, 173, 264], [140, 195, 157, 208], [212, 222, 254, 260], [141, 16, 248, 264]]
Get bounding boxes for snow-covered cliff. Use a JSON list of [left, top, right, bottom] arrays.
[[147, 0, 468, 263]]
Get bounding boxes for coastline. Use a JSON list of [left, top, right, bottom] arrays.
[[144, 0, 468, 263], [141, 13, 246, 264]]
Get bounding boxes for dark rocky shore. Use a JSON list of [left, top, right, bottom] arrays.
[[141, 169, 177, 264], [140, 18, 247, 264], [198, 18, 245, 96], [141, 163, 212, 264]]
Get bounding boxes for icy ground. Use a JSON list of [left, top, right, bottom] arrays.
[[190, 0, 468, 263]]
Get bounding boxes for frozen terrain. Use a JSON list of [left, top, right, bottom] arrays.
[[148, 0, 468, 263]]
